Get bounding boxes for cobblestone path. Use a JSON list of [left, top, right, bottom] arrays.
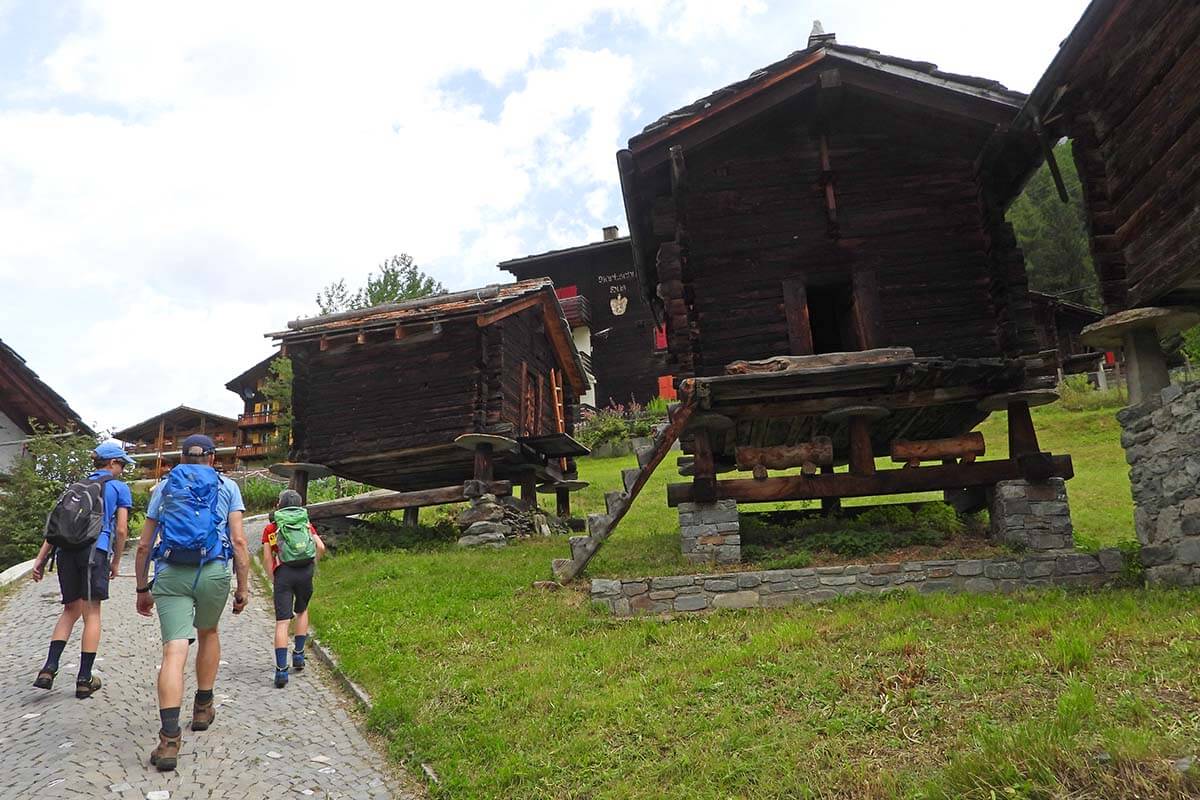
[[0, 544, 413, 800]]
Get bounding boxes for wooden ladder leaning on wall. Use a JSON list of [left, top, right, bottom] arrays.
[[552, 383, 697, 583]]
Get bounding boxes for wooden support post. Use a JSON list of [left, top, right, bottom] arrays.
[[847, 416, 875, 476], [289, 469, 310, 505], [1006, 401, 1040, 458], [556, 488, 571, 519], [474, 443, 494, 483], [403, 507, 419, 527], [820, 465, 841, 515], [521, 474, 538, 509], [692, 428, 716, 503]]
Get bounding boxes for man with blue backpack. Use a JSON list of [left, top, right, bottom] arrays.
[[31, 442, 134, 698], [133, 434, 250, 773]]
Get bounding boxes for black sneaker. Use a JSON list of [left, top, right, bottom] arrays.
[[33, 669, 56, 690], [274, 668, 289, 688], [75, 675, 102, 699]]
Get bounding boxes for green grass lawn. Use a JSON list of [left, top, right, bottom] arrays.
[[311, 404, 1200, 799]]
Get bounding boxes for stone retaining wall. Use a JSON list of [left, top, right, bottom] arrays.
[[591, 549, 1127, 616], [1119, 381, 1200, 586]]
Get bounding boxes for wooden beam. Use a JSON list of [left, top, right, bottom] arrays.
[[692, 427, 716, 503], [1007, 401, 1040, 457], [475, 293, 544, 327], [847, 416, 875, 476], [556, 487, 571, 519], [289, 469, 310, 505], [891, 432, 985, 466], [736, 439, 833, 473], [474, 443, 495, 483], [781, 278, 814, 356], [307, 482, 513, 520], [718, 386, 987, 418], [820, 465, 841, 514], [666, 456, 1074, 506], [402, 507, 419, 527], [819, 132, 838, 234]]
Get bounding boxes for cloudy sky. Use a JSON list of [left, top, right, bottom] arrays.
[[1, 0, 1090, 434]]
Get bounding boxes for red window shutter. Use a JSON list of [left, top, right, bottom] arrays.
[[653, 323, 668, 350], [658, 375, 677, 400], [555, 285, 578, 299]]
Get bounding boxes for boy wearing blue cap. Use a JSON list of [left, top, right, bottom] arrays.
[[31, 441, 135, 698]]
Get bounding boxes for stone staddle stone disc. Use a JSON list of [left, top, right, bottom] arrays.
[[821, 405, 890, 424], [268, 462, 332, 479], [537, 480, 590, 494], [1080, 306, 1200, 348], [977, 389, 1060, 412], [453, 433, 519, 453]]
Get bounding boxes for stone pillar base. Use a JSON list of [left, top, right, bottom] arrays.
[[1120, 382, 1200, 587], [679, 500, 740, 564], [989, 478, 1073, 551], [455, 493, 511, 548]]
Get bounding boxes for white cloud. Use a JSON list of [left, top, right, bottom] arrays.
[[0, 0, 1091, 430]]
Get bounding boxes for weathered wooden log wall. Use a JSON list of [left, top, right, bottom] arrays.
[[1063, 0, 1200, 311], [652, 93, 1027, 379], [291, 320, 481, 465]]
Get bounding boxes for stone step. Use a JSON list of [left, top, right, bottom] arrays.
[[587, 513, 610, 537], [568, 535, 593, 561], [622, 468, 640, 492], [605, 491, 626, 515], [635, 446, 655, 467], [551, 558, 573, 580]]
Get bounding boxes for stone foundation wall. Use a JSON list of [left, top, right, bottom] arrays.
[[591, 549, 1127, 616], [679, 500, 740, 564], [989, 478, 1074, 551], [1119, 381, 1200, 586]]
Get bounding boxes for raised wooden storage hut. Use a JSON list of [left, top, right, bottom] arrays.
[[271, 279, 590, 514], [552, 29, 1075, 580]]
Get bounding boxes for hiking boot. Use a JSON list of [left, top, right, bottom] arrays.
[[75, 675, 102, 699], [191, 699, 215, 731], [292, 651, 305, 672], [149, 730, 181, 772], [33, 669, 56, 690], [274, 668, 289, 688]]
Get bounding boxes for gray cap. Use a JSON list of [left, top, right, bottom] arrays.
[[277, 489, 304, 508]]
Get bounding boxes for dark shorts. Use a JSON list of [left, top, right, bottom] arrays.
[[56, 546, 110, 604], [273, 561, 315, 621]]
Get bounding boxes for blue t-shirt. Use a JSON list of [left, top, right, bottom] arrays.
[[146, 473, 246, 559], [87, 470, 133, 553]]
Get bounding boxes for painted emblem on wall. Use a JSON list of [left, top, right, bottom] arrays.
[[610, 293, 629, 316]]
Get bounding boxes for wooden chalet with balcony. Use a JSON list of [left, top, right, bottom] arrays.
[[225, 353, 282, 466], [499, 226, 671, 408], [114, 406, 238, 479], [551, 27, 1076, 581], [270, 279, 591, 518]]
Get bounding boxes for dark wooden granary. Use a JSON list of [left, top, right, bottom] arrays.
[[500, 228, 671, 408], [553, 30, 1075, 580], [1022, 0, 1200, 403], [1027, 291, 1103, 376], [271, 280, 590, 513]]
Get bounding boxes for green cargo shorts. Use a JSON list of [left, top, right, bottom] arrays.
[[152, 561, 232, 642]]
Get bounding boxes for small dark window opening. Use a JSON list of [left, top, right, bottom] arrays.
[[807, 282, 859, 354]]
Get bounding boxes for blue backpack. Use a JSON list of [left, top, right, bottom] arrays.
[[154, 464, 225, 566]]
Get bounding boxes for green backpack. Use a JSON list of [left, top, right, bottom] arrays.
[[274, 506, 316, 565]]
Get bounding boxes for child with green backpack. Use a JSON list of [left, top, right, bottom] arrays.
[[261, 489, 325, 688]]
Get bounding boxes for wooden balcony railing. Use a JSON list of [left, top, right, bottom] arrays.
[[238, 412, 276, 427], [236, 444, 270, 459], [560, 295, 591, 329]]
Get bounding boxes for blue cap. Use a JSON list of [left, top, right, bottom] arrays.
[[94, 441, 135, 465], [181, 434, 216, 456]]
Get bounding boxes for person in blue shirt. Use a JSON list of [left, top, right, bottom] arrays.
[[31, 441, 135, 699], [134, 434, 250, 772]]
